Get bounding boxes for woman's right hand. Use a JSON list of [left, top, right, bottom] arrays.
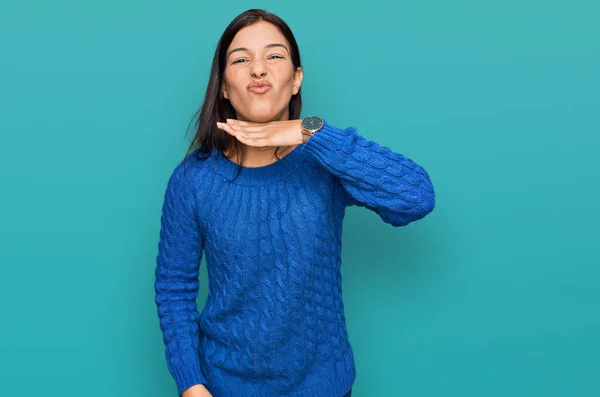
[[181, 383, 213, 397]]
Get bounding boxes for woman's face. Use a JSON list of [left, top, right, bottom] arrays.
[[221, 21, 303, 123]]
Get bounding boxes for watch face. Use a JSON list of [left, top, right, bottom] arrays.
[[302, 116, 324, 131]]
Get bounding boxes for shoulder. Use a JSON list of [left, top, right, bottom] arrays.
[[165, 149, 213, 196]]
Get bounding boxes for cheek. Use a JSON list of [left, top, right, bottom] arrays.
[[224, 70, 244, 95], [278, 65, 294, 81]]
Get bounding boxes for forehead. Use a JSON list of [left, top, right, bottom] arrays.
[[229, 21, 289, 50]]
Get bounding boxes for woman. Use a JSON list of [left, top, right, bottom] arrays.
[[155, 8, 435, 397]]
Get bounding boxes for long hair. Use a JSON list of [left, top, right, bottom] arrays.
[[183, 9, 303, 179]]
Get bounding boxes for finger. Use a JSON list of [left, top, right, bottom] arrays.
[[226, 118, 267, 127], [218, 122, 270, 147], [226, 119, 271, 134], [216, 122, 240, 138], [227, 125, 268, 140], [227, 123, 254, 139], [226, 120, 266, 133], [236, 133, 269, 148]]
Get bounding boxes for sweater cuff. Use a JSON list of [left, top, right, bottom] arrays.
[[300, 119, 355, 163], [171, 355, 208, 397]]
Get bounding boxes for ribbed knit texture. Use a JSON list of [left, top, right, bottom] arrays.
[[155, 120, 435, 397]]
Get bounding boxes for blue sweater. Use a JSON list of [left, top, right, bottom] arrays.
[[155, 120, 435, 397]]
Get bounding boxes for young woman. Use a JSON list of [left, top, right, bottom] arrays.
[[155, 8, 435, 397]]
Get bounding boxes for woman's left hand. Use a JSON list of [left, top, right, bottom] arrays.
[[216, 119, 306, 151]]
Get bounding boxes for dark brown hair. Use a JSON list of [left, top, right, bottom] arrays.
[[183, 8, 303, 179]]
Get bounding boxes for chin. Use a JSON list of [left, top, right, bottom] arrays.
[[241, 108, 285, 123], [252, 114, 276, 123]]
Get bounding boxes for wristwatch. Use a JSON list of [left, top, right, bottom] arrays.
[[301, 116, 324, 137]]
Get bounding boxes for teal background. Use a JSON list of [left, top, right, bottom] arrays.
[[1, 0, 598, 396]]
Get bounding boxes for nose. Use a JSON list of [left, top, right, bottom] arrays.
[[250, 59, 267, 78]]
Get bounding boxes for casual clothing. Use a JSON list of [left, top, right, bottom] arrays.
[[155, 120, 435, 396]]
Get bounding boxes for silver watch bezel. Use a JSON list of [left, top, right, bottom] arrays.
[[301, 116, 324, 135]]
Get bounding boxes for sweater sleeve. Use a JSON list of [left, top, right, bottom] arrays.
[[154, 161, 207, 396], [300, 120, 435, 227]]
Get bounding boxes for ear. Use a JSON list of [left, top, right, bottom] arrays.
[[292, 67, 303, 95], [221, 79, 229, 99]]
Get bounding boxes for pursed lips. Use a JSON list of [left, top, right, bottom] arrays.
[[248, 81, 272, 94]]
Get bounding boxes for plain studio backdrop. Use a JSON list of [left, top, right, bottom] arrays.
[[0, 1, 598, 396]]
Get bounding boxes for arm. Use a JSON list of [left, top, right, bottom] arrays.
[[154, 161, 208, 396], [301, 120, 436, 227]]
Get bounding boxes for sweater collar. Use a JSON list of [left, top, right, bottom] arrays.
[[210, 144, 305, 185]]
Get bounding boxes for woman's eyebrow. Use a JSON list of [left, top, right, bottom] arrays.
[[227, 43, 290, 59]]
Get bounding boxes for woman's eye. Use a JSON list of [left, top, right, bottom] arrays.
[[232, 55, 282, 64]]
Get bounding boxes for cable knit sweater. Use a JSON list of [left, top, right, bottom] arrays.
[[154, 120, 435, 397]]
